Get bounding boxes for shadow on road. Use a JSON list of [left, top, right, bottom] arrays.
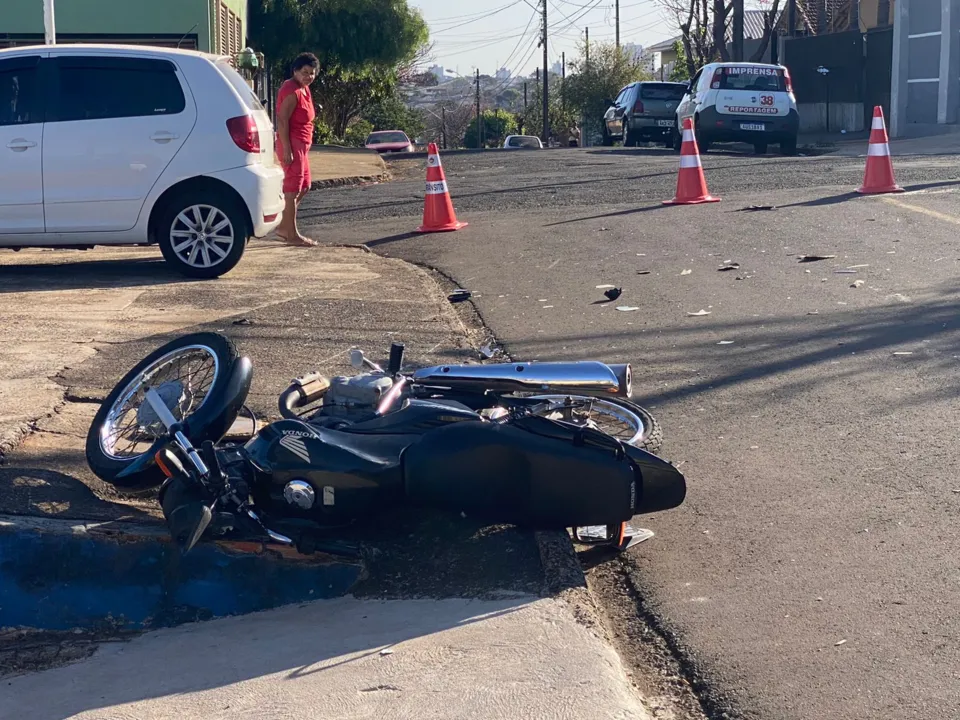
[[0, 256, 183, 294], [544, 204, 669, 226]]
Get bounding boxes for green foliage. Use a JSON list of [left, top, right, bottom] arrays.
[[564, 42, 652, 129], [343, 119, 374, 147], [313, 118, 335, 145], [312, 65, 396, 137], [248, 0, 428, 72], [669, 41, 691, 82], [363, 94, 426, 139], [462, 110, 518, 148]]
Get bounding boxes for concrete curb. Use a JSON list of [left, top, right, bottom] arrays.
[[310, 173, 390, 190], [0, 514, 364, 632]]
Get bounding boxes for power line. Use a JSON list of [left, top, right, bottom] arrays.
[[431, 0, 524, 34]]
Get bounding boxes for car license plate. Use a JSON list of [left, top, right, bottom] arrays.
[[740, 123, 765, 131], [657, 119, 675, 127]]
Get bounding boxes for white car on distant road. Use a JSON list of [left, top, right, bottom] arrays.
[[503, 135, 543, 149], [0, 44, 285, 278]]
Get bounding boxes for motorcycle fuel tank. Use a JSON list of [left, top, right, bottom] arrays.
[[244, 419, 410, 522]]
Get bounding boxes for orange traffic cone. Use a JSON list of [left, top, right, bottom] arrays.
[[663, 118, 720, 205], [417, 143, 468, 233], [857, 106, 903, 194]]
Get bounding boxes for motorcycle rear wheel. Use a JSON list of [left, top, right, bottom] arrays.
[[85, 332, 241, 489], [522, 395, 662, 454]]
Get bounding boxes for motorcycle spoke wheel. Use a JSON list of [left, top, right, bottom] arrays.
[[100, 345, 220, 460], [525, 395, 650, 447]]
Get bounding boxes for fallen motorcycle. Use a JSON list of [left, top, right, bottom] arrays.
[[85, 332, 686, 555]]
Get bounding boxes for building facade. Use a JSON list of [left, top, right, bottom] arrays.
[[890, 0, 960, 135], [0, 0, 247, 54]]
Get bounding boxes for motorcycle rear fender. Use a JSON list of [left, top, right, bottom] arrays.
[[114, 356, 253, 481]]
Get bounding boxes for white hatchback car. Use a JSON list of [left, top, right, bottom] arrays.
[[0, 44, 285, 278], [673, 62, 799, 155]]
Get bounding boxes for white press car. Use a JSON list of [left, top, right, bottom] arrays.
[[673, 62, 799, 156], [0, 44, 285, 278]]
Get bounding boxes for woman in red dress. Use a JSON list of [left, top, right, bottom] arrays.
[[275, 53, 319, 246]]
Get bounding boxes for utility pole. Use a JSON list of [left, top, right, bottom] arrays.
[[787, 0, 796, 36], [43, 0, 56, 45], [475, 68, 481, 149], [585, 27, 589, 68], [524, 81, 528, 110], [541, 0, 549, 144], [732, 0, 744, 61], [615, 0, 620, 48], [561, 51, 565, 109], [441, 106, 447, 150]]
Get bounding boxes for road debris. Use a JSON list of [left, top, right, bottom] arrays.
[[798, 254, 836, 263], [808, 311, 819, 315], [893, 351, 913, 356], [380, 648, 395, 656], [447, 289, 472, 303], [232, 318, 253, 326], [616, 306, 639, 312], [604, 287, 623, 301], [717, 340, 734, 344], [637, 270, 652, 275], [834, 639, 847, 647], [479, 343, 497, 359], [596, 284, 616, 289], [738, 204, 777, 211], [851, 280, 865, 288], [687, 309, 711, 316], [835, 269, 858, 274], [888, 293, 912, 303], [681, 269, 693, 275], [718, 263, 741, 271], [847, 264, 870, 269]]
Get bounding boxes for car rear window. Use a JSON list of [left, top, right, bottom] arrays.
[[640, 83, 687, 101], [368, 131, 408, 143], [508, 136, 540, 148], [713, 66, 786, 92], [216, 60, 264, 111]]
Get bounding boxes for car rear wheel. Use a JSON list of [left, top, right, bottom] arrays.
[[780, 135, 798, 156], [671, 126, 682, 152], [157, 189, 249, 279]]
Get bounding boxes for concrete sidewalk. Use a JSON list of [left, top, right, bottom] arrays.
[[309, 146, 389, 187], [1, 596, 651, 720]]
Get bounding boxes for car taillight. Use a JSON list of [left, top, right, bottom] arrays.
[[783, 69, 794, 93], [226, 115, 260, 153], [711, 68, 724, 88], [633, 99, 645, 113]]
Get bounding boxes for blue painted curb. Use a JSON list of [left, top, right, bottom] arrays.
[[0, 515, 364, 632]]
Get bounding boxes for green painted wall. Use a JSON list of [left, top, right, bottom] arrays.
[[0, 0, 248, 52]]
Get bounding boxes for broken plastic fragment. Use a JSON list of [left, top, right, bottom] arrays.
[[687, 309, 711, 316], [717, 340, 734, 344], [718, 263, 740, 271], [595, 284, 616, 289], [798, 254, 836, 263], [616, 306, 639, 312], [851, 280, 865, 288], [681, 269, 693, 275], [447, 289, 471, 303]]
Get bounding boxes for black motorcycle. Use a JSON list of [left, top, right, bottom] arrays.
[[85, 332, 686, 555]]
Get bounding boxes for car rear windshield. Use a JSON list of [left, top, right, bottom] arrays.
[[368, 132, 408, 143], [508, 136, 540, 148], [216, 60, 264, 111], [713, 66, 786, 92], [639, 83, 687, 101]]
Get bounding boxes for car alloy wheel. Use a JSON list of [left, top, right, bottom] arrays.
[[169, 204, 236, 270]]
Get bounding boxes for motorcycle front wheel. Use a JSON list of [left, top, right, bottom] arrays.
[[85, 332, 244, 489], [522, 395, 662, 454]]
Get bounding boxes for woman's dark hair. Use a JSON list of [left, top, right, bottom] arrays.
[[292, 53, 320, 72]]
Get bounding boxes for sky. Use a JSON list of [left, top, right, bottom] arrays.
[[409, 0, 676, 78]]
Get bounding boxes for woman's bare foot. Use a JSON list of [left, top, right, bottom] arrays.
[[272, 230, 316, 247]]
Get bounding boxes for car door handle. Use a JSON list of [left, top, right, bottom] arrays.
[[150, 132, 180, 143], [6, 139, 37, 151]]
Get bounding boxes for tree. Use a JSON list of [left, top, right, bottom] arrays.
[[563, 42, 651, 137], [364, 94, 426, 138], [669, 40, 691, 82], [462, 109, 517, 148]]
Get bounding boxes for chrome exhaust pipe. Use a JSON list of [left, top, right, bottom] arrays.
[[607, 364, 632, 398]]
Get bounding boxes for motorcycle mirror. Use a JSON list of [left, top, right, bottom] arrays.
[[350, 349, 365, 370]]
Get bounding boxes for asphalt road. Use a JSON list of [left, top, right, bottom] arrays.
[[302, 145, 960, 720]]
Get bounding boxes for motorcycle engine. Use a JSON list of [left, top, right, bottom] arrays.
[[322, 373, 394, 415]]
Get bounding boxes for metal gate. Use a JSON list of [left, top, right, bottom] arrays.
[[863, 28, 893, 126]]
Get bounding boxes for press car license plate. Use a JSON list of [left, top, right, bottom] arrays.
[[657, 119, 675, 127], [740, 123, 765, 131]]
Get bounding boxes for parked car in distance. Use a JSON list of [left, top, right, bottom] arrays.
[[672, 62, 799, 155], [365, 130, 414, 153], [503, 135, 544, 149], [0, 44, 284, 279], [602, 81, 687, 147]]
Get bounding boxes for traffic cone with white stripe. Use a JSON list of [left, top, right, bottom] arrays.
[[857, 106, 903, 194], [417, 143, 467, 233], [663, 118, 720, 205]]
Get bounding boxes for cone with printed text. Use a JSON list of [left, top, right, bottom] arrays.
[[663, 118, 720, 205], [417, 143, 467, 233], [857, 106, 903, 194]]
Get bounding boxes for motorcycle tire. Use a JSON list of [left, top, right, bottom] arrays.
[[520, 395, 663, 455], [85, 332, 245, 489]]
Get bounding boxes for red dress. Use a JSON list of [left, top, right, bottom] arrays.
[[276, 79, 316, 194]]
